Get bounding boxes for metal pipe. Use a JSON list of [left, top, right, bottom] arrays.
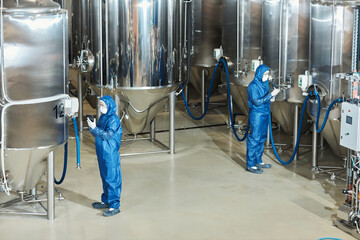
[[96, 96, 101, 120], [30, 187, 36, 196], [320, 133, 324, 149], [150, 119, 156, 142], [236, 0, 240, 75], [78, 72, 83, 132], [169, 91, 175, 154], [278, 0, 283, 87], [228, 94, 233, 128], [329, 1, 336, 100], [266, 125, 270, 148], [114, 95, 120, 117], [201, 69, 205, 114], [178, 0, 183, 85], [98, 0, 104, 97], [47, 151, 55, 220], [293, 104, 299, 160], [312, 123, 318, 170], [352, 8, 359, 72], [105, 0, 109, 85]]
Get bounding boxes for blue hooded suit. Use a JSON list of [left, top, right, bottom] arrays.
[[90, 95, 123, 209], [246, 65, 273, 168]]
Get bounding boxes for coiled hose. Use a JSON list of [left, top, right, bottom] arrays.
[[269, 92, 343, 165], [181, 59, 249, 141], [55, 117, 81, 185]]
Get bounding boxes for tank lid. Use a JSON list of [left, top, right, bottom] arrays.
[[1, 0, 61, 14]]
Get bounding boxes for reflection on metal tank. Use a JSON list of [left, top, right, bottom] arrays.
[[89, 0, 177, 134], [308, 1, 355, 157], [1, 0, 69, 190], [262, 0, 311, 135], [222, 0, 263, 115], [190, 0, 222, 94]]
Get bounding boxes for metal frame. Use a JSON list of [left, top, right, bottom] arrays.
[[0, 151, 63, 219], [120, 92, 176, 157]]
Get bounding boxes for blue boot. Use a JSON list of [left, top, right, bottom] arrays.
[[246, 166, 263, 174], [256, 163, 272, 169], [103, 208, 120, 217], [92, 202, 109, 209]]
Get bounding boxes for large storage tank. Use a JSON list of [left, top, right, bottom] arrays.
[[222, 0, 263, 115], [87, 0, 178, 134], [308, 1, 356, 157], [262, 0, 311, 135], [1, 0, 69, 191], [189, 0, 222, 95]]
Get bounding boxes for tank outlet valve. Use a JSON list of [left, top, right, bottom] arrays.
[[65, 97, 79, 117], [298, 71, 313, 93], [251, 57, 263, 72], [213, 46, 223, 61]]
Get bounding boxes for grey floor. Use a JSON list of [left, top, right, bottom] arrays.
[[0, 96, 356, 240]]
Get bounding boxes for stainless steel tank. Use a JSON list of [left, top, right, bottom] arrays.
[[88, 0, 178, 134], [1, 0, 69, 191], [222, 0, 263, 115], [308, 1, 356, 157], [262, 0, 311, 135], [189, 0, 222, 95]]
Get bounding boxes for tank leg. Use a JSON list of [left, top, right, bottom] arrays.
[[114, 95, 120, 117], [201, 69, 206, 115], [150, 119, 156, 142], [266, 124, 271, 148], [293, 105, 299, 161], [227, 95, 233, 128], [169, 92, 175, 154], [320, 133, 324, 150], [312, 123, 318, 171], [47, 151, 55, 220], [96, 96, 101, 120], [78, 72, 83, 132]]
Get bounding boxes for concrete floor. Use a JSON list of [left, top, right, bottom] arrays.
[[0, 96, 356, 240]]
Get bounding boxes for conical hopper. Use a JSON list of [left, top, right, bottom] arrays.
[[189, 66, 221, 95], [115, 86, 177, 134], [92, 86, 176, 134], [310, 106, 347, 157]]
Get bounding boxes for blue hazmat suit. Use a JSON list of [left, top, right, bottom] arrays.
[[90, 95, 123, 209], [246, 65, 273, 168]]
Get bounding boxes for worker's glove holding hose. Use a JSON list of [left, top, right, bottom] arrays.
[[87, 118, 96, 129], [271, 88, 280, 97], [270, 97, 275, 102]]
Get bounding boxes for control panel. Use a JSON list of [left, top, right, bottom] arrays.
[[340, 102, 360, 151]]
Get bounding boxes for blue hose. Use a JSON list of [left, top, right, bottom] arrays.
[[221, 58, 249, 141], [180, 61, 221, 120], [73, 117, 81, 168], [268, 93, 311, 165], [54, 142, 68, 185], [314, 91, 343, 133], [69, 89, 78, 97], [181, 59, 249, 141]]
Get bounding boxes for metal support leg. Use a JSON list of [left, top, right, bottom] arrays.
[[184, 85, 189, 103], [201, 69, 206, 115], [228, 95, 233, 128], [266, 125, 271, 148], [150, 119, 156, 142], [320, 133, 324, 150], [169, 92, 175, 154], [78, 72, 83, 132], [312, 123, 318, 170], [96, 96, 101, 120], [47, 151, 55, 220], [293, 105, 299, 161], [114, 95, 120, 117]]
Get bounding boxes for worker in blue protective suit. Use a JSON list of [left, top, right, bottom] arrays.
[[87, 95, 123, 216], [246, 65, 280, 174]]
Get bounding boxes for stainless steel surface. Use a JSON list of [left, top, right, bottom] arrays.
[[191, 0, 222, 67], [150, 119, 156, 142], [312, 123, 317, 169], [270, 101, 310, 135], [87, 0, 178, 134], [1, 1, 69, 191], [78, 72, 83, 132], [222, 0, 263, 114], [229, 85, 249, 115], [309, 2, 356, 157], [201, 69, 205, 115], [169, 91, 175, 154], [189, 66, 221, 95], [310, 2, 354, 102], [293, 105, 299, 160], [47, 151, 54, 220]]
